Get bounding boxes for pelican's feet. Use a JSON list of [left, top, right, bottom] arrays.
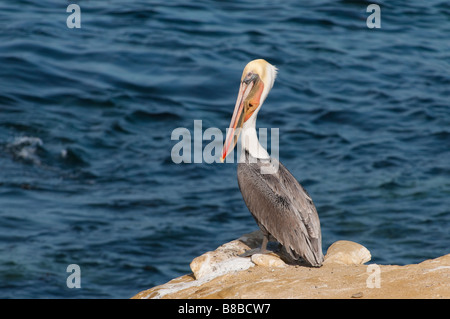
[[238, 248, 270, 258]]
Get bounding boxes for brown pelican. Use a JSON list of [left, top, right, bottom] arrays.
[[220, 59, 324, 267]]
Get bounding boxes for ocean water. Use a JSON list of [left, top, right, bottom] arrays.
[[0, 0, 449, 298]]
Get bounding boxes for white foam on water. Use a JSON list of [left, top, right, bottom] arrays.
[[8, 136, 44, 165]]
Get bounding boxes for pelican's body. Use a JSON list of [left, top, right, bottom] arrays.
[[221, 59, 324, 267]]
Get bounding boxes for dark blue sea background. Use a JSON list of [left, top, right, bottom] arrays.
[[0, 0, 449, 298]]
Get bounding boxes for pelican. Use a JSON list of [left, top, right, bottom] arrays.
[[220, 59, 324, 267]]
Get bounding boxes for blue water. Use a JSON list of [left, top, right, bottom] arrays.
[[0, 0, 449, 298]]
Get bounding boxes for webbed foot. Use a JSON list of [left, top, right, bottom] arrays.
[[239, 248, 270, 257], [239, 234, 270, 257]]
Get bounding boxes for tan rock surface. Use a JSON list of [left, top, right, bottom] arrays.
[[132, 231, 450, 299]]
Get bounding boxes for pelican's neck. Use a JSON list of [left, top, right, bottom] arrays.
[[240, 113, 270, 161]]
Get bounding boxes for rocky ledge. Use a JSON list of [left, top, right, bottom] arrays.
[[133, 230, 450, 299]]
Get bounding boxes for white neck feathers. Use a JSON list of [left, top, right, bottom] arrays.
[[240, 112, 270, 160]]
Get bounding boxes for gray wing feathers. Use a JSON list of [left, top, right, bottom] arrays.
[[238, 158, 324, 266]]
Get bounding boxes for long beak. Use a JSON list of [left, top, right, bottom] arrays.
[[220, 78, 264, 162], [220, 81, 253, 162]]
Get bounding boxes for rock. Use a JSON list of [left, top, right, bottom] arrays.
[[190, 229, 284, 279], [323, 240, 371, 265], [132, 232, 450, 299], [189, 232, 261, 280], [190, 255, 254, 281], [251, 253, 286, 268]]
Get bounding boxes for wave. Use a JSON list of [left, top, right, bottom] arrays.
[[6, 136, 44, 165]]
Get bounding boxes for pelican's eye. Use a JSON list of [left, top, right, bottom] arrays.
[[243, 72, 257, 84]]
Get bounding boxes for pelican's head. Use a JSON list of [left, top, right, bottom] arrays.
[[220, 59, 277, 162]]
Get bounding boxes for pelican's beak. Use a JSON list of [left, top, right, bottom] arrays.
[[220, 74, 264, 162]]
